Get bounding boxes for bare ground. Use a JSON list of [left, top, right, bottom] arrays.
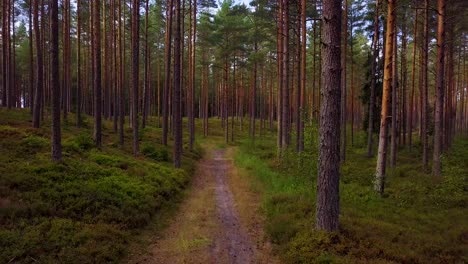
[[128, 147, 278, 264]]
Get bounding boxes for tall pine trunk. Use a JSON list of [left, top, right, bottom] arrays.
[[32, 0, 43, 128], [316, 0, 342, 232], [131, 0, 140, 156], [433, 0, 445, 176], [163, 0, 174, 146], [367, 0, 379, 157], [374, 0, 396, 195], [408, 6, 418, 151], [340, 0, 348, 162], [173, 0, 182, 168], [50, 0, 62, 162], [421, 0, 429, 170], [93, 0, 102, 147]]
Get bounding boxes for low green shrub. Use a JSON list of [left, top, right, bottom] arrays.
[[63, 133, 94, 153], [0, 109, 196, 263], [20, 135, 49, 154], [141, 144, 170, 162]]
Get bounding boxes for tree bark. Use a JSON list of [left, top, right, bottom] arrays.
[[163, 0, 174, 146], [421, 0, 429, 170], [142, 0, 150, 129], [374, 0, 396, 195], [32, 0, 43, 128], [28, 0, 34, 112], [367, 0, 379, 157], [408, 6, 418, 151], [390, 19, 398, 167], [316, 0, 342, 232], [433, 0, 445, 177], [188, 0, 197, 150], [296, 0, 306, 152], [93, 0, 102, 147], [281, 0, 290, 149], [76, 0, 82, 127], [118, 0, 125, 146], [173, 0, 182, 168], [50, 0, 62, 162], [131, 0, 140, 156], [340, 0, 348, 162]]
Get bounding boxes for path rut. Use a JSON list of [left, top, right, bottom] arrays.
[[129, 147, 276, 264], [211, 149, 254, 263]]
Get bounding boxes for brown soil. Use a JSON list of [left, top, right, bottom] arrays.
[[128, 147, 278, 264]]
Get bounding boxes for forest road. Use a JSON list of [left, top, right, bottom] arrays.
[[129, 147, 279, 264]]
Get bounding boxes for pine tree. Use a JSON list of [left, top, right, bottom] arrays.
[[50, 0, 62, 162], [375, 0, 396, 195], [316, 0, 342, 232]]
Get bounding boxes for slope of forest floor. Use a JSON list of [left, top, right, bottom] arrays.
[[0, 109, 201, 263], [235, 125, 468, 263]]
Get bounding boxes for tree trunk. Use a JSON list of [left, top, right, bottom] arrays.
[[433, 0, 445, 177], [277, 0, 283, 156], [281, 0, 290, 149], [32, 0, 43, 128], [50, 0, 62, 162], [367, 0, 379, 157], [188, 0, 197, 150], [408, 6, 418, 151], [93, 0, 102, 147], [62, 0, 70, 120], [173, 0, 182, 168], [76, 0, 82, 127], [118, 0, 125, 146], [374, 0, 396, 195], [131, 0, 140, 156], [316, 0, 342, 232], [390, 19, 398, 167], [421, 0, 429, 170], [142, 0, 150, 129], [163, 0, 174, 146], [340, 0, 348, 162], [29, 0, 34, 112], [2, 0, 10, 108], [296, 0, 306, 152], [401, 13, 408, 146]]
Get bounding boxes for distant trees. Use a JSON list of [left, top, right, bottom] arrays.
[[0, 0, 466, 172]]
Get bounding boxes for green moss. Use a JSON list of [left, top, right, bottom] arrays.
[[0, 109, 198, 263], [21, 135, 49, 153], [63, 133, 94, 153], [235, 126, 468, 263], [141, 144, 170, 162]]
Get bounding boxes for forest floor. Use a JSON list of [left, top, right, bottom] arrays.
[[128, 144, 279, 264], [1, 109, 466, 263]]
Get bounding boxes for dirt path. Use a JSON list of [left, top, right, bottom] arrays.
[[129, 147, 278, 264]]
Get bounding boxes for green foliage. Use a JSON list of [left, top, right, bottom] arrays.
[[0, 110, 197, 263], [63, 133, 94, 153], [141, 144, 170, 162], [21, 135, 49, 151], [235, 127, 468, 263]]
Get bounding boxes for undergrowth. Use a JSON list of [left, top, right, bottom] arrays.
[[235, 123, 468, 263], [0, 109, 201, 263]]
